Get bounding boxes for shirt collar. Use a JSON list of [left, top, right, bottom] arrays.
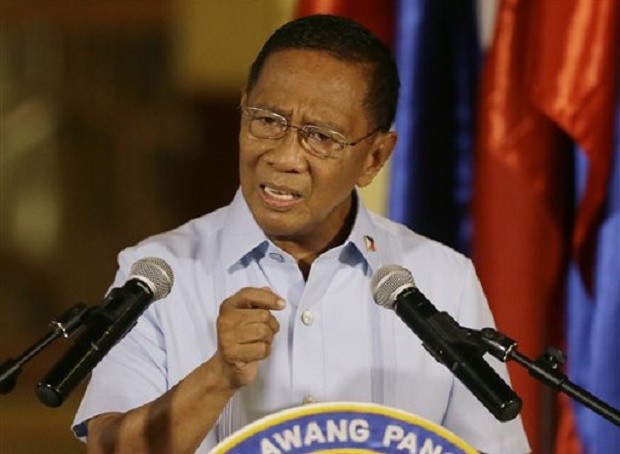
[[220, 189, 270, 270], [344, 191, 385, 275], [220, 188, 385, 273]]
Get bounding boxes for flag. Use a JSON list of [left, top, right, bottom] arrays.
[[296, 0, 395, 48], [473, 0, 619, 452], [388, 0, 479, 254], [559, 93, 620, 453]]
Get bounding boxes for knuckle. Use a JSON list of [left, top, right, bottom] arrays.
[[258, 342, 271, 357], [257, 324, 272, 340], [258, 309, 271, 322], [216, 315, 230, 332]]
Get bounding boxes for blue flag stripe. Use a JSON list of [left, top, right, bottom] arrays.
[[389, 0, 479, 254]]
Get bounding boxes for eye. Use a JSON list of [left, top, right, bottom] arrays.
[[310, 131, 332, 143], [255, 114, 280, 127], [306, 127, 338, 144], [246, 107, 286, 128], [252, 113, 282, 128]]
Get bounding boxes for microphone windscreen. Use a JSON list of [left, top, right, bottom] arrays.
[[128, 257, 174, 300], [371, 264, 414, 309]]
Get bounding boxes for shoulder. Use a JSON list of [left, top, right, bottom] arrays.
[[142, 204, 228, 250], [114, 204, 230, 279], [368, 212, 479, 317], [369, 212, 471, 273]]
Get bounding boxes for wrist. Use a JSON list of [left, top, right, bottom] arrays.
[[204, 352, 244, 394]]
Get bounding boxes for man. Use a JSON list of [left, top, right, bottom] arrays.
[[74, 15, 529, 453]]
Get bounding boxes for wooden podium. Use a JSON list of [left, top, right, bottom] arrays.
[[211, 402, 477, 453]]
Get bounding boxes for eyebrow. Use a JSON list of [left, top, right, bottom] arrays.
[[248, 102, 291, 119]]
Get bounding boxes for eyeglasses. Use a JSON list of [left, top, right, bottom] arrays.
[[242, 106, 380, 159]]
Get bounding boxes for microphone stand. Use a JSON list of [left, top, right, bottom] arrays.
[[0, 303, 91, 394], [469, 327, 620, 427]]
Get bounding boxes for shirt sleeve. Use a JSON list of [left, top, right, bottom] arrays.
[[71, 251, 169, 441], [442, 260, 531, 454]]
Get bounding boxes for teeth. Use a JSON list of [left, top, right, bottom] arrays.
[[264, 186, 295, 200]]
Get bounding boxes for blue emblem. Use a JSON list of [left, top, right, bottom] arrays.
[[212, 402, 477, 453]]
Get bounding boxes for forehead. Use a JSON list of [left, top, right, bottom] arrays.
[[247, 49, 372, 127]]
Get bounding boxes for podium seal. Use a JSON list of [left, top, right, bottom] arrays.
[[211, 401, 477, 453]]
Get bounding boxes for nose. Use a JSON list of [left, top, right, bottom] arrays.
[[265, 126, 308, 172]]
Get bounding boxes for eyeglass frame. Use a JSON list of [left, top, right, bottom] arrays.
[[241, 105, 381, 159]]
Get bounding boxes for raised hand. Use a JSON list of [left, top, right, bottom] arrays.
[[214, 287, 285, 388]]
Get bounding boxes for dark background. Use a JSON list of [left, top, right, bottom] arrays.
[[0, 1, 298, 451]]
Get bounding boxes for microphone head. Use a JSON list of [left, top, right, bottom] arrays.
[[371, 264, 415, 310], [129, 257, 174, 300]]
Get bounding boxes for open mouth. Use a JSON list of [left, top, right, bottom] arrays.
[[260, 184, 302, 208], [262, 185, 300, 200]]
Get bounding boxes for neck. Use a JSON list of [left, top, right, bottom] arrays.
[[271, 196, 358, 280]]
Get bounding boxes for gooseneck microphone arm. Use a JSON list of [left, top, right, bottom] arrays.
[[373, 264, 620, 426], [36, 257, 174, 407], [372, 264, 523, 422], [1, 257, 174, 408], [0, 303, 91, 394], [390, 287, 523, 422], [471, 327, 620, 427]]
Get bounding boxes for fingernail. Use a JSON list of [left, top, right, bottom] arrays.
[[277, 298, 286, 308]]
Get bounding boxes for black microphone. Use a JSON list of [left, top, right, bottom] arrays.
[[36, 257, 174, 407], [371, 264, 522, 422]]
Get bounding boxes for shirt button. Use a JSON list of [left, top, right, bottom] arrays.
[[302, 395, 316, 405], [268, 252, 284, 262], [301, 310, 314, 326]]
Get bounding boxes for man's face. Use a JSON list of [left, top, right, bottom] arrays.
[[239, 49, 394, 248]]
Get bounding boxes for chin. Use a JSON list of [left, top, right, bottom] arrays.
[[255, 214, 303, 239]]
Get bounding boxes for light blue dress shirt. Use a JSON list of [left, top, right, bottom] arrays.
[[73, 189, 529, 453]]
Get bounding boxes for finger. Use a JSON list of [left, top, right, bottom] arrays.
[[222, 287, 286, 311], [219, 317, 279, 348], [217, 307, 279, 335], [237, 309, 280, 331], [238, 321, 279, 344], [226, 342, 273, 363]]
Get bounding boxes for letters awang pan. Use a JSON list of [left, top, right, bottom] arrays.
[[211, 402, 477, 453]]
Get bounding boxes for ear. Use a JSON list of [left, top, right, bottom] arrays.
[[356, 131, 398, 188]]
